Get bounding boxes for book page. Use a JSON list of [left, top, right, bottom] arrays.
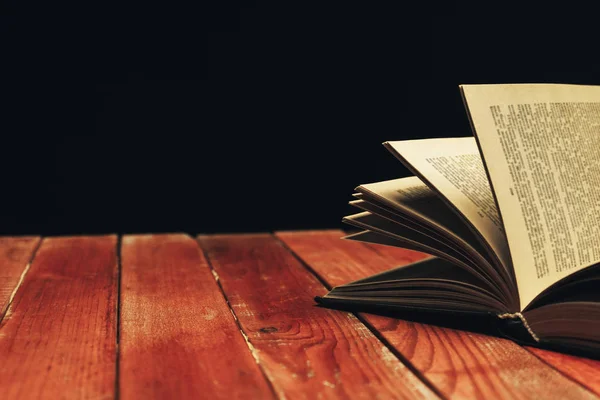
[[359, 177, 499, 262], [343, 212, 477, 269], [462, 84, 600, 310], [356, 177, 515, 294], [343, 230, 442, 256], [384, 138, 514, 282]]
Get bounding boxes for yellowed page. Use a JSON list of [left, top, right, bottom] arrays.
[[384, 138, 513, 281], [462, 84, 600, 309], [357, 176, 512, 280], [359, 176, 496, 254]]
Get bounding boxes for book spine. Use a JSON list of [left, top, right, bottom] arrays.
[[496, 312, 540, 343]]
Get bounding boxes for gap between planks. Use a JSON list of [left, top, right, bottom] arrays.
[[115, 235, 123, 400], [273, 233, 447, 400], [0, 238, 43, 324], [196, 237, 279, 399]]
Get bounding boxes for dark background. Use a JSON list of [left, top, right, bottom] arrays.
[[2, 4, 599, 235]]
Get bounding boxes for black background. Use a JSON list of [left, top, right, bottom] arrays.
[[2, 4, 599, 235]]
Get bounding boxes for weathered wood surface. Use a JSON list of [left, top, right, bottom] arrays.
[[0, 231, 597, 399], [0, 237, 40, 319], [120, 234, 273, 399], [0, 236, 118, 400], [276, 230, 598, 400], [198, 233, 439, 400], [527, 347, 600, 397]]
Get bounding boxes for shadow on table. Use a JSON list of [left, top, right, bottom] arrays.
[[315, 298, 600, 361]]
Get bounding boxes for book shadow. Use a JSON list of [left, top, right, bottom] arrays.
[[315, 298, 600, 360], [315, 299, 500, 337]]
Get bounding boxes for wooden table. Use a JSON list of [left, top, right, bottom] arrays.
[[1, 231, 599, 399]]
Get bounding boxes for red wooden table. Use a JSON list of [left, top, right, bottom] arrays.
[[0, 231, 599, 399]]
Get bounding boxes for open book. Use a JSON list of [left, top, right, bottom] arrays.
[[317, 84, 600, 356]]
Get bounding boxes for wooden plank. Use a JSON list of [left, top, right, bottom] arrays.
[[0, 236, 118, 400], [527, 347, 600, 397], [357, 228, 600, 396], [283, 230, 429, 286], [277, 230, 598, 400], [120, 234, 273, 400], [0, 237, 41, 318], [197, 233, 439, 400]]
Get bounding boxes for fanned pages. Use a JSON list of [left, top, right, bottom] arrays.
[[383, 138, 515, 288], [461, 84, 600, 309], [318, 83, 600, 358]]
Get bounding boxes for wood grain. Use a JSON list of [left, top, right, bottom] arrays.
[[0, 236, 118, 400], [120, 234, 273, 400], [0, 237, 40, 319], [527, 347, 600, 397], [276, 230, 598, 400], [198, 233, 439, 400], [280, 230, 429, 287]]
